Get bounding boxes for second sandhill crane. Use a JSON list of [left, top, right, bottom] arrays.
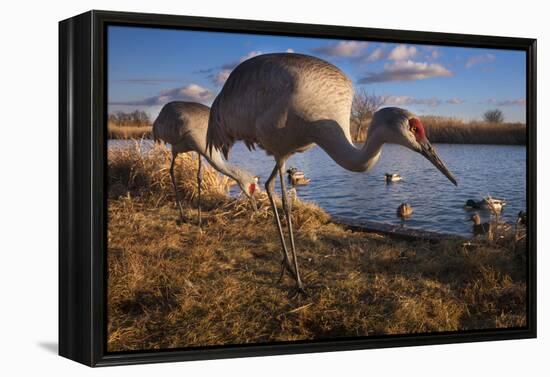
[[207, 53, 457, 294], [153, 101, 259, 226]]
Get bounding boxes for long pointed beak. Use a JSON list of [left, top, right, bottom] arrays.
[[420, 140, 457, 186]]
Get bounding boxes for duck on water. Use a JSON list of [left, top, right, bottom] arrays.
[[385, 173, 402, 183], [465, 197, 507, 213], [287, 167, 311, 186]]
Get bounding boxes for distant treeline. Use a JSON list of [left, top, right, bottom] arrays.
[[351, 116, 526, 145], [108, 110, 152, 139], [108, 108, 526, 145]]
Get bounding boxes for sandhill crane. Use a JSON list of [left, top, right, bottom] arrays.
[[206, 53, 457, 294], [153, 101, 259, 226]]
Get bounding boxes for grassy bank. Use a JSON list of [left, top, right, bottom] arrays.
[[421, 116, 526, 145], [108, 122, 152, 140], [107, 144, 527, 352], [352, 116, 526, 144]]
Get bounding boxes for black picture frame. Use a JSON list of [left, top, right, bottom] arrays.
[[59, 9, 537, 367]]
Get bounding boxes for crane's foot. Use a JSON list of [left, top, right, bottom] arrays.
[[289, 284, 308, 299], [176, 207, 191, 224]]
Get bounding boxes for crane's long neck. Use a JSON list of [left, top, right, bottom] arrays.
[[311, 120, 384, 173], [200, 148, 249, 185]]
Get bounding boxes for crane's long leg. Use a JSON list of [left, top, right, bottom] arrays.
[[279, 165, 305, 293], [170, 152, 185, 222], [197, 153, 202, 228], [265, 163, 297, 282]]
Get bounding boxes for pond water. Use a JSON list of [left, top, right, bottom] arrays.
[[109, 140, 527, 237]]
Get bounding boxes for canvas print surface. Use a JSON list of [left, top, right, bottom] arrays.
[[106, 25, 528, 352]]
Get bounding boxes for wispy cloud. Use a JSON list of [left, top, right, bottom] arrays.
[[109, 84, 214, 106], [358, 60, 453, 84], [312, 41, 368, 57], [481, 98, 526, 106], [388, 44, 417, 61], [465, 53, 496, 68], [427, 49, 441, 61], [209, 69, 232, 86], [365, 47, 384, 62], [382, 95, 442, 107], [446, 97, 466, 104]]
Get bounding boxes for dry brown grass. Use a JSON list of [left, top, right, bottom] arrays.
[[352, 115, 526, 144], [108, 142, 232, 207], [107, 145, 527, 352], [108, 122, 153, 139], [421, 116, 526, 145]]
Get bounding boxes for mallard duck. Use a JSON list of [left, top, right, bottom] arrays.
[[287, 167, 310, 186], [464, 197, 506, 213], [397, 203, 413, 219], [291, 176, 311, 186], [385, 173, 402, 182]]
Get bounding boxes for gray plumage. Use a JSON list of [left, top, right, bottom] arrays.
[[207, 53, 354, 163], [153, 101, 258, 225], [206, 53, 456, 293]]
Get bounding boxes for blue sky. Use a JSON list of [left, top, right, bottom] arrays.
[[108, 25, 526, 123]]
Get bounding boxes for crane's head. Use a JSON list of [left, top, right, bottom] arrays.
[[371, 107, 457, 186], [237, 174, 261, 210]]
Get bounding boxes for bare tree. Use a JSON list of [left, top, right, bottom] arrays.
[[483, 109, 504, 123], [108, 110, 151, 127], [351, 89, 385, 141]]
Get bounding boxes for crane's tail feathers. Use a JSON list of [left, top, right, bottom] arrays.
[[152, 122, 162, 144], [206, 101, 234, 161]]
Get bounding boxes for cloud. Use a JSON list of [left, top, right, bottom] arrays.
[[422, 46, 441, 61], [427, 49, 441, 60], [358, 60, 453, 84], [388, 44, 417, 61], [209, 69, 232, 86], [465, 53, 496, 68], [382, 95, 442, 107], [482, 98, 526, 106], [446, 97, 465, 104], [313, 41, 368, 57], [366, 47, 384, 62], [286, 48, 295, 53], [379, 95, 466, 107], [109, 84, 214, 106]]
